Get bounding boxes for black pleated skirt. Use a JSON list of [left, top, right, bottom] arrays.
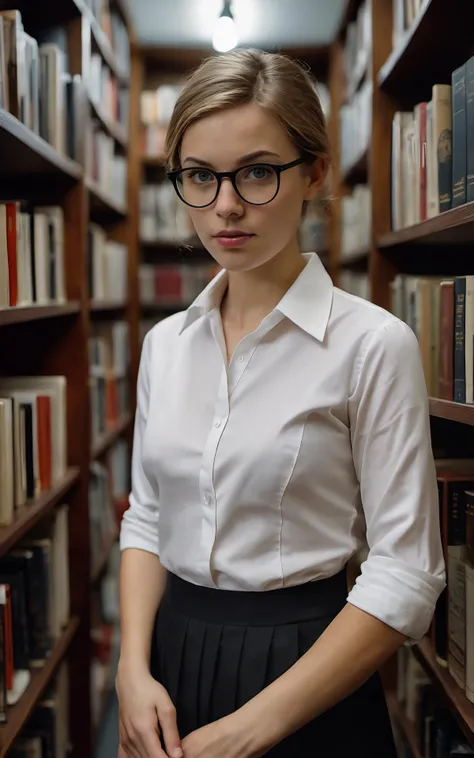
[[152, 568, 397, 757]]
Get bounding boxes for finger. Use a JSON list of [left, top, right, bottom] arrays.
[[159, 703, 183, 758], [117, 746, 128, 758], [139, 726, 169, 758]]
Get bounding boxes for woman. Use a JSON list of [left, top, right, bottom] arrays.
[[116, 49, 445, 758]]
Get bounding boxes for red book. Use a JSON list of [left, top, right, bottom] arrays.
[[36, 395, 52, 490], [5, 202, 18, 307], [438, 280, 455, 400]]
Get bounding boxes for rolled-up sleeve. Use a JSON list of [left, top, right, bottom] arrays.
[[347, 318, 446, 640], [120, 331, 160, 556]]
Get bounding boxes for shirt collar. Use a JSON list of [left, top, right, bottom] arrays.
[[179, 252, 333, 342]]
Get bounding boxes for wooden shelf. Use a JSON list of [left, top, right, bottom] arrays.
[[87, 179, 127, 221], [91, 413, 132, 459], [141, 301, 190, 314], [413, 637, 474, 746], [0, 108, 82, 179], [91, 527, 119, 584], [340, 248, 370, 268], [378, 202, 474, 248], [341, 147, 368, 187], [0, 468, 80, 560], [386, 691, 422, 758], [377, 0, 474, 101], [89, 97, 128, 149], [0, 302, 81, 327], [90, 299, 127, 313], [429, 398, 474, 425], [142, 155, 166, 168], [0, 617, 80, 757]]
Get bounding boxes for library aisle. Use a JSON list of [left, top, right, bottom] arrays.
[[0, 0, 474, 756]]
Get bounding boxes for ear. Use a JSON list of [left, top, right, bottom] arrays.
[[303, 156, 330, 202]]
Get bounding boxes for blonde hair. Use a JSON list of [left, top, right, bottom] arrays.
[[165, 48, 330, 173]]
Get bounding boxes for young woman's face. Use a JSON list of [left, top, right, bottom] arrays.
[[179, 102, 324, 273]]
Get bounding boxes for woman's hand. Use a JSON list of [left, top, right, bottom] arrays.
[[181, 713, 263, 758], [116, 662, 183, 758]]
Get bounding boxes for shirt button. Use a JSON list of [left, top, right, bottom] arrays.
[[239, 356, 245, 362], [215, 420, 221, 428], [204, 493, 212, 505]]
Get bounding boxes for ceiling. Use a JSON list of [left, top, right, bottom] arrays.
[[124, 0, 346, 48]]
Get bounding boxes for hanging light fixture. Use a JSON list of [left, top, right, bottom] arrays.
[[212, 1, 238, 53]]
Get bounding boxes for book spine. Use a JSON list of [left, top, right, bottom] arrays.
[[454, 277, 466, 403], [452, 64, 467, 207], [466, 56, 474, 203], [419, 102, 428, 221], [5, 202, 18, 307], [438, 281, 454, 400]]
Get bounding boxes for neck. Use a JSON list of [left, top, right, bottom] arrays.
[[221, 240, 306, 330]]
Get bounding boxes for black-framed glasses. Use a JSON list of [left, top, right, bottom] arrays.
[[166, 157, 306, 208]]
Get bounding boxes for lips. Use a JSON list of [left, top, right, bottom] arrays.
[[213, 230, 255, 249]]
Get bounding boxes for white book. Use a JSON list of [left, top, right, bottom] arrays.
[[33, 212, 50, 304], [0, 398, 14, 524]]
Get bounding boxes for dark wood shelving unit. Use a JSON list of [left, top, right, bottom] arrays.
[[340, 248, 369, 269], [413, 638, 474, 746], [341, 147, 368, 187], [386, 691, 422, 758], [0, 108, 82, 179], [88, 9, 129, 84], [0, 468, 80, 560], [89, 97, 128, 149], [87, 179, 127, 221], [0, 302, 81, 326], [141, 155, 166, 168], [429, 398, 474, 425], [378, 202, 474, 248], [91, 412, 133, 460], [90, 299, 127, 313], [377, 0, 474, 101], [0, 617, 80, 757]]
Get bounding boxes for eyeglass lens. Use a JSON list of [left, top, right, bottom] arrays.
[[176, 165, 279, 206]]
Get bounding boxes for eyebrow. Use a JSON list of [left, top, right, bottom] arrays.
[[182, 150, 282, 168]]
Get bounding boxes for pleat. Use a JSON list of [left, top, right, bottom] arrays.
[[178, 618, 207, 736], [162, 609, 190, 709], [265, 622, 300, 686], [211, 625, 246, 721], [198, 622, 222, 728], [235, 625, 275, 708]]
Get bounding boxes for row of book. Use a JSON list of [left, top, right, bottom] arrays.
[[394, 644, 474, 757], [0, 504, 70, 721], [0, 203, 66, 309], [9, 663, 69, 757], [83, 0, 130, 80], [390, 274, 474, 403], [0, 376, 67, 525], [391, 54, 474, 231], [343, 0, 371, 101], [88, 224, 127, 302], [88, 51, 129, 135], [90, 441, 128, 578], [340, 184, 371, 262], [139, 263, 220, 308], [140, 83, 182, 157], [86, 122, 127, 207], [89, 321, 130, 447], [340, 79, 372, 177], [0, 11, 85, 161], [140, 182, 193, 244]]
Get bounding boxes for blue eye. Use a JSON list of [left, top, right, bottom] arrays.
[[186, 169, 214, 184], [244, 165, 273, 181]]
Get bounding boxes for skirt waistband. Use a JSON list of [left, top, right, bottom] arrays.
[[161, 568, 348, 626]]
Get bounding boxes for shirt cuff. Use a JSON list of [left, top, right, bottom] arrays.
[[119, 512, 160, 556], [346, 554, 446, 640]]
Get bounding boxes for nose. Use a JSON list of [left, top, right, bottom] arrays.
[[215, 177, 244, 218]]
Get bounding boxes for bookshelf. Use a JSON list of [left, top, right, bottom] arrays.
[[331, 0, 474, 755], [0, 0, 137, 755]]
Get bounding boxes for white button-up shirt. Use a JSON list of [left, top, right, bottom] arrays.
[[120, 253, 446, 640]]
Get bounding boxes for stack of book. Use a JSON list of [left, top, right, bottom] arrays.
[[87, 52, 129, 136], [139, 263, 220, 308], [340, 79, 372, 175], [343, 0, 371, 101], [140, 83, 183, 159], [0, 506, 70, 721], [391, 54, 474, 231], [88, 224, 128, 303], [140, 182, 193, 243], [86, 121, 127, 206], [392, 0, 425, 52], [0, 376, 67, 525], [0, 10, 86, 161], [83, 0, 130, 79], [89, 321, 130, 446], [0, 203, 66, 309]]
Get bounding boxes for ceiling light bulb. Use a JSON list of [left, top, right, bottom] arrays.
[[212, 3, 238, 52]]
